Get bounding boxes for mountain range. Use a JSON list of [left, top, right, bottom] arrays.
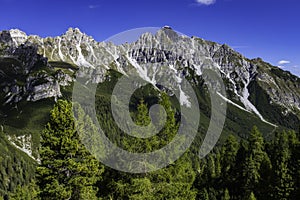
[[0, 26, 299, 195]]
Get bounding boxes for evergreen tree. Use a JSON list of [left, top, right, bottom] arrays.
[[228, 139, 248, 199], [36, 100, 103, 200], [241, 126, 270, 198], [220, 134, 239, 193], [270, 131, 294, 199], [246, 191, 256, 200], [221, 134, 239, 175], [222, 188, 230, 200], [290, 138, 300, 199]]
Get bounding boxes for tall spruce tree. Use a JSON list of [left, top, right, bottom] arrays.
[[36, 100, 103, 200], [222, 188, 230, 200], [220, 134, 239, 185], [290, 138, 300, 199], [241, 126, 271, 198], [270, 131, 294, 199]]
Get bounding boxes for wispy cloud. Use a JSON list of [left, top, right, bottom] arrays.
[[278, 60, 291, 65], [88, 5, 100, 9], [195, 0, 216, 5]]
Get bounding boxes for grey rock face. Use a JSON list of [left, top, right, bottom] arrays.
[[27, 79, 61, 102], [0, 27, 299, 118], [0, 32, 72, 104]]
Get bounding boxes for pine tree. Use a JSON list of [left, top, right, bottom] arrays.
[[221, 134, 239, 190], [290, 138, 300, 199], [36, 100, 103, 200], [246, 192, 256, 200], [222, 188, 230, 200], [288, 129, 300, 199], [221, 135, 239, 174], [241, 126, 270, 198], [150, 152, 196, 199], [270, 131, 294, 199], [229, 139, 248, 199]]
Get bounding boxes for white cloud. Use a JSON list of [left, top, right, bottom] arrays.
[[195, 0, 216, 5], [278, 60, 290, 65]]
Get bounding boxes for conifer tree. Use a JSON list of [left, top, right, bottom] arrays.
[[222, 188, 230, 200], [241, 126, 270, 198], [270, 131, 294, 199], [36, 100, 103, 200], [221, 134, 239, 186], [246, 192, 256, 200]]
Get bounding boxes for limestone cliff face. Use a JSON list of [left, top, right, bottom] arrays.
[[0, 33, 72, 104], [0, 27, 299, 125]]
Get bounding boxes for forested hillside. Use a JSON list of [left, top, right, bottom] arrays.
[[4, 99, 300, 200]]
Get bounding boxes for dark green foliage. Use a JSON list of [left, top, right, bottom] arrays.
[[0, 131, 36, 197], [4, 94, 300, 200], [2, 65, 300, 199], [222, 188, 230, 200], [269, 131, 296, 199], [195, 126, 300, 200], [36, 100, 103, 200], [241, 127, 271, 196], [8, 180, 39, 200], [100, 95, 196, 199]]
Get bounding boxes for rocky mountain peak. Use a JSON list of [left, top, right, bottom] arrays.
[[65, 27, 82, 35], [9, 29, 28, 46], [0, 29, 30, 54], [63, 27, 90, 42], [155, 27, 181, 43]]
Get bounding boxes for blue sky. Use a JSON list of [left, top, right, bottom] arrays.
[[1, 0, 300, 76]]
